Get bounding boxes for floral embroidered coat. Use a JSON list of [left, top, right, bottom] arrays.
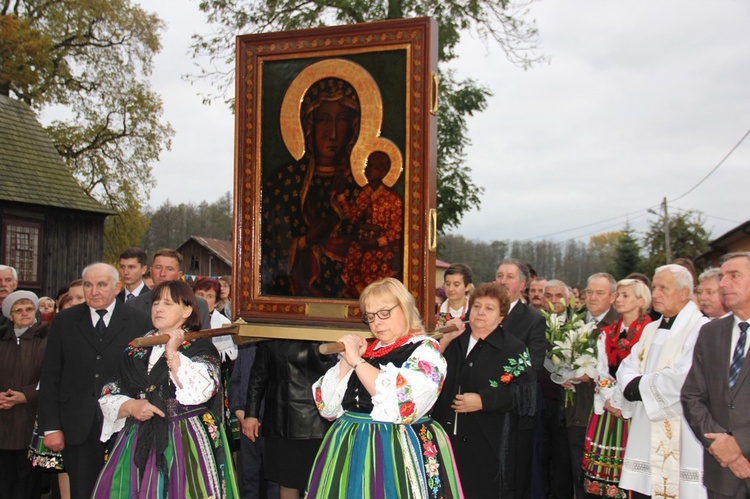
[[313, 335, 446, 423], [432, 324, 536, 496]]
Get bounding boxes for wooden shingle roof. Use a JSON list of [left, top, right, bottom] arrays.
[[186, 236, 233, 266], [0, 95, 113, 214]]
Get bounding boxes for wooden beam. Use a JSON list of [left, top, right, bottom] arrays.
[[130, 319, 373, 348]]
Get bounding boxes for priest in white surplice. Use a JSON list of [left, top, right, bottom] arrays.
[[617, 264, 710, 498]]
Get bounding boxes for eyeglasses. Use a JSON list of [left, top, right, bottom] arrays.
[[362, 305, 398, 324], [11, 306, 35, 314]]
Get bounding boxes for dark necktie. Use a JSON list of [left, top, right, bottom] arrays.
[[126, 292, 135, 302], [95, 309, 107, 336], [729, 322, 749, 391]]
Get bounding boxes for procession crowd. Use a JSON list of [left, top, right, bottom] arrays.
[[1, 247, 750, 499]]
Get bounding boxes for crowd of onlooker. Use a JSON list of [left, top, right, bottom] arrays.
[[1, 249, 750, 499], [433, 254, 749, 499], [0, 248, 247, 499]]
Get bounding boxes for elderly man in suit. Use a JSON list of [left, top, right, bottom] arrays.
[[37, 263, 151, 498], [683, 252, 750, 498], [537, 279, 575, 499], [0, 265, 19, 328], [563, 272, 620, 499], [696, 267, 730, 319], [495, 258, 547, 498], [617, 264, 709, 498], [128, 248, 210, 328]]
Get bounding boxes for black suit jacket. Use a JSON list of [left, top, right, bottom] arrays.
[[683, 315, 750, 496], [37, 301, 151, 445], [502, 301, 547, 377], [116, 283, 150, 302], [128, 289, 211, 330]]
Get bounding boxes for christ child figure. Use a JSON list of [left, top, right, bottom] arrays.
[[341, 151, 403, 297]]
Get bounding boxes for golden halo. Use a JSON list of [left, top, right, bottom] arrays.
[[279, 58, 403, 188]]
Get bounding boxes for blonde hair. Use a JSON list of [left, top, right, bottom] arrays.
[[616, 278, 652, 314], [359, 277, 424, 333]]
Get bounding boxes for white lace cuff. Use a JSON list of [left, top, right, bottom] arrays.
[[313, 360, 353, 419], [171, 354, 218, 405], [99, 394, 132, 442]]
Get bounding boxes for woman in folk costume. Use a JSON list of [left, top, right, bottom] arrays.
[[92, 280, 238, 498], [308, 277, 463, 498], [582, 279, 652, 498], [436, 263, 473, 328], [616, 264, 709, 498]]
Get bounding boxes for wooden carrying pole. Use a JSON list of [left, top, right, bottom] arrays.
[[130, 325, 244, 348], [129, 320, 467, 350], [128, 320, 372, 348], [317, 320, 467, 355]]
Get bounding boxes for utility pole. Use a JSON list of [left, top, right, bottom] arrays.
[[663, 197, 671, 264]]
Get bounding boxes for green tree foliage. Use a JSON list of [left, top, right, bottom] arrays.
[[0, 13, 51, 96], [438, 233, 645, 288], [437, 70, 488, 231], [440, 213, 712, 287], [437, 235, 507, 283], [104, 199, 150, 263], [588, 231, 623, 277], [142, 192, 233, 252], [612, 225, 642, 279], [1, 0, 174, 256], [188, 0, 543, 232], [641, 210, 710, 277]]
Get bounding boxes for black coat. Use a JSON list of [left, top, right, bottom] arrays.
[[37, 301, 151, 445], [244, 340, 336, 439], [502, 301, 547, 377], [433, 325, 536, 497]]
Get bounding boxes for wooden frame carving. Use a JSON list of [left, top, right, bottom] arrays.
[[233, 17, 438, 330]]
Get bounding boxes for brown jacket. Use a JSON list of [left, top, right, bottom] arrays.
[[0, 321, 49, 449]]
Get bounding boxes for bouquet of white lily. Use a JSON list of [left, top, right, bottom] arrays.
[[542, 304, 599, 407]]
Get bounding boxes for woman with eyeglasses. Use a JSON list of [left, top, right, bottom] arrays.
[[0, 291, 49, 498], [307, 277, 463, 498]]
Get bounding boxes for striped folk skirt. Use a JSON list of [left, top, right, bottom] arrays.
[[307, 412, 463, 499], [582, 410, 629, 499], [92, 406, 239, 498]]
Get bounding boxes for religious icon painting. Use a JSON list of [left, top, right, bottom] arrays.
[[233, 17, 438, 328]]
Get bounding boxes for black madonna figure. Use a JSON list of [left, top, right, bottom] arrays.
[[261, 77, 362, 298]]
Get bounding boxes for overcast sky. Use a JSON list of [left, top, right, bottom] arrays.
[[140, 0, 750, 245]]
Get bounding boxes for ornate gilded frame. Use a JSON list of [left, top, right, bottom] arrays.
[[233, 18, 438, 330]]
